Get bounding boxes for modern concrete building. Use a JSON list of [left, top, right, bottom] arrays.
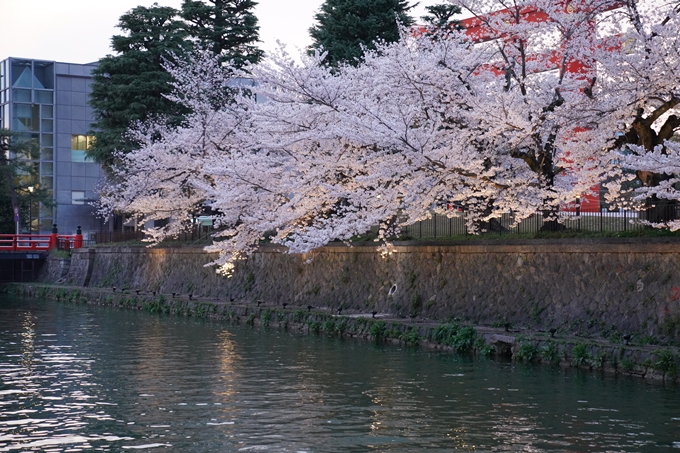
[[0, 57, 107, 236]]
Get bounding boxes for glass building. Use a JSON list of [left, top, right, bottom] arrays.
[[0, 57, 107, 235]]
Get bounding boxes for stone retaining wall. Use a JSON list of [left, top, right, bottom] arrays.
[[44, 238, 680, 343]]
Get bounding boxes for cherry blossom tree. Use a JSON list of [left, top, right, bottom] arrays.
[[98, 0, 680, 273], [621, 141, 680, 230], [596, 0, 680, 221]]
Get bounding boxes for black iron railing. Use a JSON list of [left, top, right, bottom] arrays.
[[83, 207, 678, 245], [402, 207, 678, 239], [86, 224, 215, 246]]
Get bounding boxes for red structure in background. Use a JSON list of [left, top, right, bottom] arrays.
[[0, 225, 83, 252], [449, 1, 625, 212]]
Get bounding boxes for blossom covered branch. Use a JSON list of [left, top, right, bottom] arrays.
[[98, 0, 680, 273]]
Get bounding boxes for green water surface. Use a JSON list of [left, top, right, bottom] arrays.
[[0, 296, 679, 452]]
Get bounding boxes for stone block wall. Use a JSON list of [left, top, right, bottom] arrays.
[[62, 239, 680, 340]]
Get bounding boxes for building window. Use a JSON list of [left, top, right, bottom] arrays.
[[71, 134, 94, 162], [35, 90, 53, 104], [13, 103, 39, 131], [41, 104, 52, 119], [11, 60, 33, 88], [71, 190, 85, 205], [13, 89, 31, 102]]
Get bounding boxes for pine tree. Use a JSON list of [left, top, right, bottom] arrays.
[[88, 4, 190, 169], [89, 2, 264, 170], [308, 0, 415, 67], [181, 0, 263, 68], [420, 4, 461, 32]]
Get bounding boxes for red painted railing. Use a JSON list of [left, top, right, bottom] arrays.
[[0, 233, 83, 252]]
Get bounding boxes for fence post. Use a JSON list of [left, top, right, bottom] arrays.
[[74, 226, 83, 249], [433, 213, 437, 238], [49, 224, 58, 249]]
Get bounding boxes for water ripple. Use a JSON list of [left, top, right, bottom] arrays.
[[1, 298, 679, 452]]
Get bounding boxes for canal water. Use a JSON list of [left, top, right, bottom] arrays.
[[0, 296, 678, 452]]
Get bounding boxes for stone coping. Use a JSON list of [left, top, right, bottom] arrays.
[[78, 236, 680, 255]]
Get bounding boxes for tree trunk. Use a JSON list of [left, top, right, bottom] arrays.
[[540, 207, 566, 232], [637, 170, 677, 224]]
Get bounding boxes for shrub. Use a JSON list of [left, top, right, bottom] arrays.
[[261, 309, 272, 327], [294, 309, 306, 323], [401, 328, 420, 346], [620, 358, 634, 371], [323, 319, 336, 333], [572, 343, 591, 367], [335, 320, 348, 334], [592, 352, 606, 369], [307, 320, 321, 334], [370, 321, 387, 340], [653, 349, 678, 379], [516, 342, 538, 362], [433, 323, 459, 344], [452, 326, 476, 353], [474, 338, 494, 356], [142, 299, 162, 313], [194, 303, 216, 318], [541, 342, 559, 364]]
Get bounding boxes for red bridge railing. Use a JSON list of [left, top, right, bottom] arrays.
[[0, 225, 83, 252]]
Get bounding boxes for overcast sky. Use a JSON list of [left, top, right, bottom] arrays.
[[0, 0, 441, 64]]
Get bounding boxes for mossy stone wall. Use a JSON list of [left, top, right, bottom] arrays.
[[52, 239, 680, 341]]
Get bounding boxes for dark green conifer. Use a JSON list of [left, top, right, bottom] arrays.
[[181, 0, 264, 67], [89, 1, 263, 170], [88, 4, 190, 169], [420, 3, 461, 31], [308, 0, 416, 67]]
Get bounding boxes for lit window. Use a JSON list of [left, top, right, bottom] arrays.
[[71, 134, 93, 150], [71, 134, 94, 162], [71, 190, 85, 205]]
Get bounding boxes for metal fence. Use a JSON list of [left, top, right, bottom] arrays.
[[402, 207, 673, 239], [82, 207, 676, 245], [85, 224, 215, 247]]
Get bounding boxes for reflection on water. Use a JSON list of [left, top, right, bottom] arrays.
[[0, 296, 679, 452], [0, 305, 130, 452]]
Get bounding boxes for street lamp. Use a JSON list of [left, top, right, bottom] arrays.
[[28, 186, 34, 234]]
